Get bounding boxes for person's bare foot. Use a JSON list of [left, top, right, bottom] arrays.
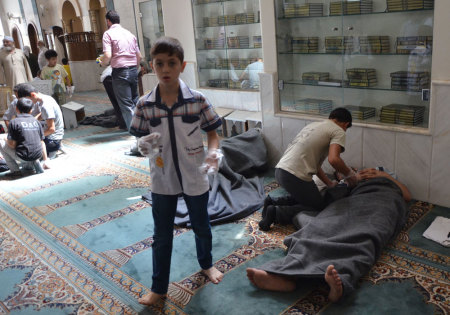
[[202, 266, 223, 284], [325, 265, 343, 302], [138, 292, 165, 306], [246, 268, 296, 292]]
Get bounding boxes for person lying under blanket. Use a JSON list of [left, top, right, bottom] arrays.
[[247, 168, 411, 302]]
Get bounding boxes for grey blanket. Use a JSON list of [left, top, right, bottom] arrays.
[[143, 128, 267, 226], [260, 177, 408, 296]]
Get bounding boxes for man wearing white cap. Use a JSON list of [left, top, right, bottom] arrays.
[[0, 36, 33, 88]]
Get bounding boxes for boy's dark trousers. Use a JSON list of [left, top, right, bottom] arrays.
[[151, 191, 212, 294]]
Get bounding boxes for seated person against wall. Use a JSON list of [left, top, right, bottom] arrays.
[[0, 98, 45, 176], [17, 83, 64, 162], [248, 168, 411, 302], [2, 84, 41, 131]]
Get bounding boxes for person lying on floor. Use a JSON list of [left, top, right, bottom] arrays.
[[259, 108, 357, 231], [247, 168, 411, 302]]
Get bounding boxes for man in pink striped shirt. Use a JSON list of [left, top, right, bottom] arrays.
[[102, 10, 142, 154]]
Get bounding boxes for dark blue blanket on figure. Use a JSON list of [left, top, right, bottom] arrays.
[[142, 128, 268, 226], [259, 177, 409, 297]]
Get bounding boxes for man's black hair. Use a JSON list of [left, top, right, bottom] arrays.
[[62, 58, 68, 65], [16, 97, 34, 114], [150, 37, 184, 63], [329, 107, 352, 128], [106, 10, 120, 24], [16, 83, 37, 98], [44, 49, 58, 60]]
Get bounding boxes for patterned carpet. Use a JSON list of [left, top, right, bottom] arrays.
[[0, 91, 448, 314]]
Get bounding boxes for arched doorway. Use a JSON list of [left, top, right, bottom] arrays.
[[28, 24, 39, 55], [62, 1, 83, 33], [89, 0, 107, 52], [12, 27, 23, 49]]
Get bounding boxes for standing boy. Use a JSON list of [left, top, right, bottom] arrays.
[[0, 97, 44, 176], [259, 108, 358, 231], [130, 37, 223, 306], [41, 49, 70, 105]]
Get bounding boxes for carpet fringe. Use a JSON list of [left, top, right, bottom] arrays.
[[168, 283, 193, 307], [63, 224, 88, 238], [101, 249, 132, 267]]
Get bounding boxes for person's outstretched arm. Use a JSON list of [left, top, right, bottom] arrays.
[[358, 168, 411, 202]]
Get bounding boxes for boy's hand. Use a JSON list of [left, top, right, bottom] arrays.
[[200, 149, 223, 174], [138, 132, 161, 156]]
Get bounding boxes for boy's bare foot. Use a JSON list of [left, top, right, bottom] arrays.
[[325, 265, 343, 302], [246, 268, 296, 292], [202, 266, 223, 284], [138, 292, 165, 306]]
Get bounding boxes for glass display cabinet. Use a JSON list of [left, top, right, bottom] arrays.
[[192, 0, 263, 90], [275, 0, 434, 129], [134, 0, 165, 64]]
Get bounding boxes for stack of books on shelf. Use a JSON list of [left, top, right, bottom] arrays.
[[228, 80, 242, 89], [294, 98, 333, 115], [390, 71, 430, 91], [283, 3, 324, 17], [207, 79, 228, 88], [296, 3, 324, 17], [325, 36, 355, 53], [226, 36, 250, 48], [346, 68, 377, 87], [203, 17, 219, 27], [396, 36, 433, 54], [379, 104, 425, 125], [292, 37, 319, 53], [344, 105, 376, 120], [230, 58, 251, 70], [302, 72, 330, 84], [329, 0, 373, 15], [218, 15, 237, 26], [284, 3, 297, 18], [253, 36, 262, 48], [204, 38, 225, 49], [216, 58, 229, 69], [235, 13, 256, 24], [239, 36, 250, 48], [359, 36, 390, 54], [387, 0, 434, 11]]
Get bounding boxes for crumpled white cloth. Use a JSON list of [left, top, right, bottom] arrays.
[[422, 216, 450, 247]]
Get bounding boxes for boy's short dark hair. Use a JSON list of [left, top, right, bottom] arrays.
[[16, 83, 37, 98], [16, 97, 34, 114], [44, 49, 58, 60], [150, 37, 184, 63], [62, 58, 68, 65], [329, 107, 352, 128], [106, 10, 120, 24]]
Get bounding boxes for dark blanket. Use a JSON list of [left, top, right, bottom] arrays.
[[143, 128, 267, 226], [79, 109, 120, 128], [259, 177, 408, 296]]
